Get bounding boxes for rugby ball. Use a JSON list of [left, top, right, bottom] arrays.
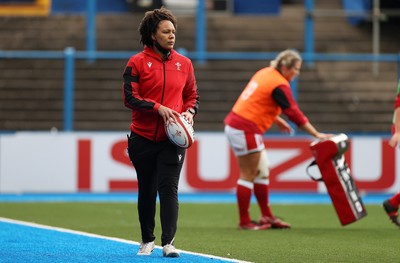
[[165, 115, 195, 149]]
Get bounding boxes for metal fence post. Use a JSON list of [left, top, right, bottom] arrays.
[[196, 0, 206, 64], [304, 0, 314, 67], [86, 0, 96, 62], [63, 47, 76, 131]]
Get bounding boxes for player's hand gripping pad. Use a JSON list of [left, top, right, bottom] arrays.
[[308, 133, 367, 226]]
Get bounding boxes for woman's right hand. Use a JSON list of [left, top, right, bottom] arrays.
[[314, 132, 333, 140], [158, 105, 180, 124]]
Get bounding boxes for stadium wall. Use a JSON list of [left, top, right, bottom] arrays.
[[0, 132, 398, 194]]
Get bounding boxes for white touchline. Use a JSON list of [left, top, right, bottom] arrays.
[[0, 217, 253, 263]]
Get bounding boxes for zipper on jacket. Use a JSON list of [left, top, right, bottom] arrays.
[[153, 60, 167, 142]]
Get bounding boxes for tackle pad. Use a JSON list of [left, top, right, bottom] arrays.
[[307, 133, 367, 226]]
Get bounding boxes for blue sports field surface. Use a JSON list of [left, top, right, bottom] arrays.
[[0, 217, 248, 263], [0, 192, 390, 263]]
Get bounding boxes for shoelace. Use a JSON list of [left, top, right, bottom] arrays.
[[164, 237, 177, 253]]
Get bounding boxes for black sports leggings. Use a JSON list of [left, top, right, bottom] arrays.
[[127, 132, 185, 246]]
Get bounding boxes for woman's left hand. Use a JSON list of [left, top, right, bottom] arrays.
[[181, 110, 194, 125]]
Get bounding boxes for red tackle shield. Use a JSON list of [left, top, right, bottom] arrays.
[[308, 133, 367, 226]]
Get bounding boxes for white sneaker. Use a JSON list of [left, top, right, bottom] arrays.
[[163, 244, 180, 258], [137, 241, 155, 256]]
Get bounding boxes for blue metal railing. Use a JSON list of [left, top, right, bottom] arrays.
[[1, 49, 397, 131]]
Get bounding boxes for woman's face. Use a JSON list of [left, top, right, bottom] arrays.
[[281, 61, 301, 81], [152, 20, 175, 51]]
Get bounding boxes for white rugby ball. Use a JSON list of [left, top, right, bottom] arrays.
[[165, 115, 195, 148]]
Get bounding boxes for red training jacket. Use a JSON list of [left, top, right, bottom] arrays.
[[122, 46, 199, 142]]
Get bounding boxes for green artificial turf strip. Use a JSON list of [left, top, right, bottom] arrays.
[[0, 203, 399, 262]]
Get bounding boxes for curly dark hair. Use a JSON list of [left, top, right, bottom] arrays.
[[138, 7, 177, 47]]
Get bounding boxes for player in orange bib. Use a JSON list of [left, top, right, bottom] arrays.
[[224, 49, 331, 230]]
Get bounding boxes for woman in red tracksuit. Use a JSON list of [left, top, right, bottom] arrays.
[[122, 7, 199, 257], [383, 79, 400, 227]]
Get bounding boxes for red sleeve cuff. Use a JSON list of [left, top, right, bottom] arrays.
[[153, 103, 161, 111]]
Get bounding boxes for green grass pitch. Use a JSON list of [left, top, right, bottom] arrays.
[[0, 202, 399, 262]]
